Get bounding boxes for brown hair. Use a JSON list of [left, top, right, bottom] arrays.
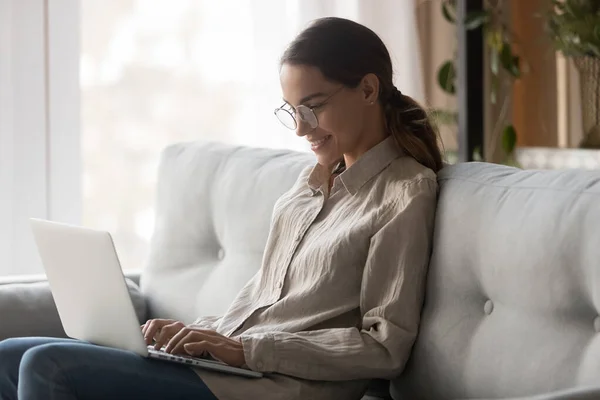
[[281, 17, 443, 173]]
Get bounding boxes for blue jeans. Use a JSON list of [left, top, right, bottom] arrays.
[[0, 337, 219, 400]]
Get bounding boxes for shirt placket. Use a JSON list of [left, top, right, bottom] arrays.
[[270, 187, 325, 302], [225, 187, 327, 337]]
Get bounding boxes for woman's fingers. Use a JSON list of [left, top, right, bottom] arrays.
[[162, 329, 245, 367], [166, 330, 197, 354], [185, 338, 245, 367], [153, 321, 184, 350], [166, 330, 221, 355], [143, 319, 163, 345], [141, 319, 180, 346], [184, 340, 219, 357]]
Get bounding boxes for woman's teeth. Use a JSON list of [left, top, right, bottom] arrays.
[[310, 135, 331, 150]]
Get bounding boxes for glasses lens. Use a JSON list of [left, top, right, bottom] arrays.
[[296, 106, 318, 129], [275, 108, 296, 130]]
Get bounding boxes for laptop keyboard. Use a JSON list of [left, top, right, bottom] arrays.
[[147, 346, 226, 365]]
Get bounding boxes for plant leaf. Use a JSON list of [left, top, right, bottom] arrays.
[[437, 61, 456, 95], [500, 42, 513, 70], [546, 0, 600, 57], [486, 30, 503, 52], [441, 0, 456, 24], [510, 56, 521, 78], [500, 42, 521, 78], [502, 124, 518, 155], [464, 10, 490, 30]]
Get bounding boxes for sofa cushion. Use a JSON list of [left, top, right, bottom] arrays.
[[0, 278, 147, 340], [141, 142, 314, 322], [392, 162, 600, 399]]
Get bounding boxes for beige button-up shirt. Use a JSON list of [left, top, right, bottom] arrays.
[[190, 136, 438, 400]]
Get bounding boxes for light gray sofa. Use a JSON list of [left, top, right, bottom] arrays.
[[1, 142, 599, 400]]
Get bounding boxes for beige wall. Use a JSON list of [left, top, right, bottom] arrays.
[[511, 0, 559, 148]]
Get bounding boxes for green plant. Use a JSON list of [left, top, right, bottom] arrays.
[[433, 0, 521, 163], [546, 0, 600, 58]]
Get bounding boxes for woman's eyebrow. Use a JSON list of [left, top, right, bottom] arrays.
[[282, 92, 327, 107]]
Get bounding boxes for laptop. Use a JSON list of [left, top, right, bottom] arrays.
[[29, 218, 262, 379]]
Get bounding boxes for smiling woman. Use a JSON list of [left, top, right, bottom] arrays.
[[277, 17, 443, 172]]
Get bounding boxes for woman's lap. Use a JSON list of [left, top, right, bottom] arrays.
[[0, 337, 218, 400]]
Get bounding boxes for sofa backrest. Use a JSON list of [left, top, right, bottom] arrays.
[[392, 162, 600, 399], [140, 142, 314, 322]]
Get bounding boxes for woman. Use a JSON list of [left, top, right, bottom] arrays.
[[0, 17, 441, 400]]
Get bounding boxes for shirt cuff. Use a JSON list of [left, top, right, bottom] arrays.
[[240, 332, 276, 372]]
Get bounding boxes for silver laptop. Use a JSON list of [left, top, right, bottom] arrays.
[[30, 218, 262, 379]]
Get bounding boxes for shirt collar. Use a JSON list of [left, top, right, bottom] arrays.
[[307, 136, 402, 196]]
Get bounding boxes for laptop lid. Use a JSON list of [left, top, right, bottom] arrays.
[[30, 218, 148, 356]]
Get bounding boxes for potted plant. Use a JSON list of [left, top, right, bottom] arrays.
[[547, 0, 600, 148], [434, 0, 522, 165]]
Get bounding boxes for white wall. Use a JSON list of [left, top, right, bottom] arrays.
[[0, 0, 80, 276]]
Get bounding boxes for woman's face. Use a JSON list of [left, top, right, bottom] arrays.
[[279, 64, 370, 167]]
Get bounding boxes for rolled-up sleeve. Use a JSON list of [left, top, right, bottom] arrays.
[[188, 315, 223, 331], [240, 178, 438, 381]]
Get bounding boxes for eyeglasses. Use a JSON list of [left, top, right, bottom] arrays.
[[274, 86, 344, 134]]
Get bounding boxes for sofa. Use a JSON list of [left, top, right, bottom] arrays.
[[1, 141, 599, 400]]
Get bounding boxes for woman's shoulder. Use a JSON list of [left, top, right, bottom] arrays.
[[362, 156, 438, 222], [383, 156, 437, 191]]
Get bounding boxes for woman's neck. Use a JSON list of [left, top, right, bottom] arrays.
[[344, 131, 389, 168], [343, 109, 388, 168]]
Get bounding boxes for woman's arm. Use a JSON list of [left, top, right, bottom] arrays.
[[239, 178, 438, 381]]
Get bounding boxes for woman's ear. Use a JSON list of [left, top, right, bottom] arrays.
[[360, 73, 380, 105]]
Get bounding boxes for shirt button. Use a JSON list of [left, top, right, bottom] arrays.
[[296, 233, 303, 242], [256, 361, 264, 369], [277, 282, 283, 289]]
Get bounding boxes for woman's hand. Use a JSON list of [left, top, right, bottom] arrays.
[[141, 319, 186, 350], [165, 327, 246, 368]]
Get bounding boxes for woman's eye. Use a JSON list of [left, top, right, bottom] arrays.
[[309, 103, 325, 110]]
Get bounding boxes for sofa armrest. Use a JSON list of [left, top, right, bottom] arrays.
[[0, 272, 147, 340]]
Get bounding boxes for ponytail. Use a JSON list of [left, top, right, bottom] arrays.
[[383, 87, 443, 173]]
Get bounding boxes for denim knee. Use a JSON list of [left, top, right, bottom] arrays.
[[0, 338, 29, 372], [0, 338, 27, 400], [19, 344, 66, 379]]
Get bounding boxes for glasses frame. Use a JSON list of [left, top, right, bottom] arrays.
[[274, 86, 345, 134]]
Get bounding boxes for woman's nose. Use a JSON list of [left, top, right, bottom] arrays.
[[295, 120, 312, 137]]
